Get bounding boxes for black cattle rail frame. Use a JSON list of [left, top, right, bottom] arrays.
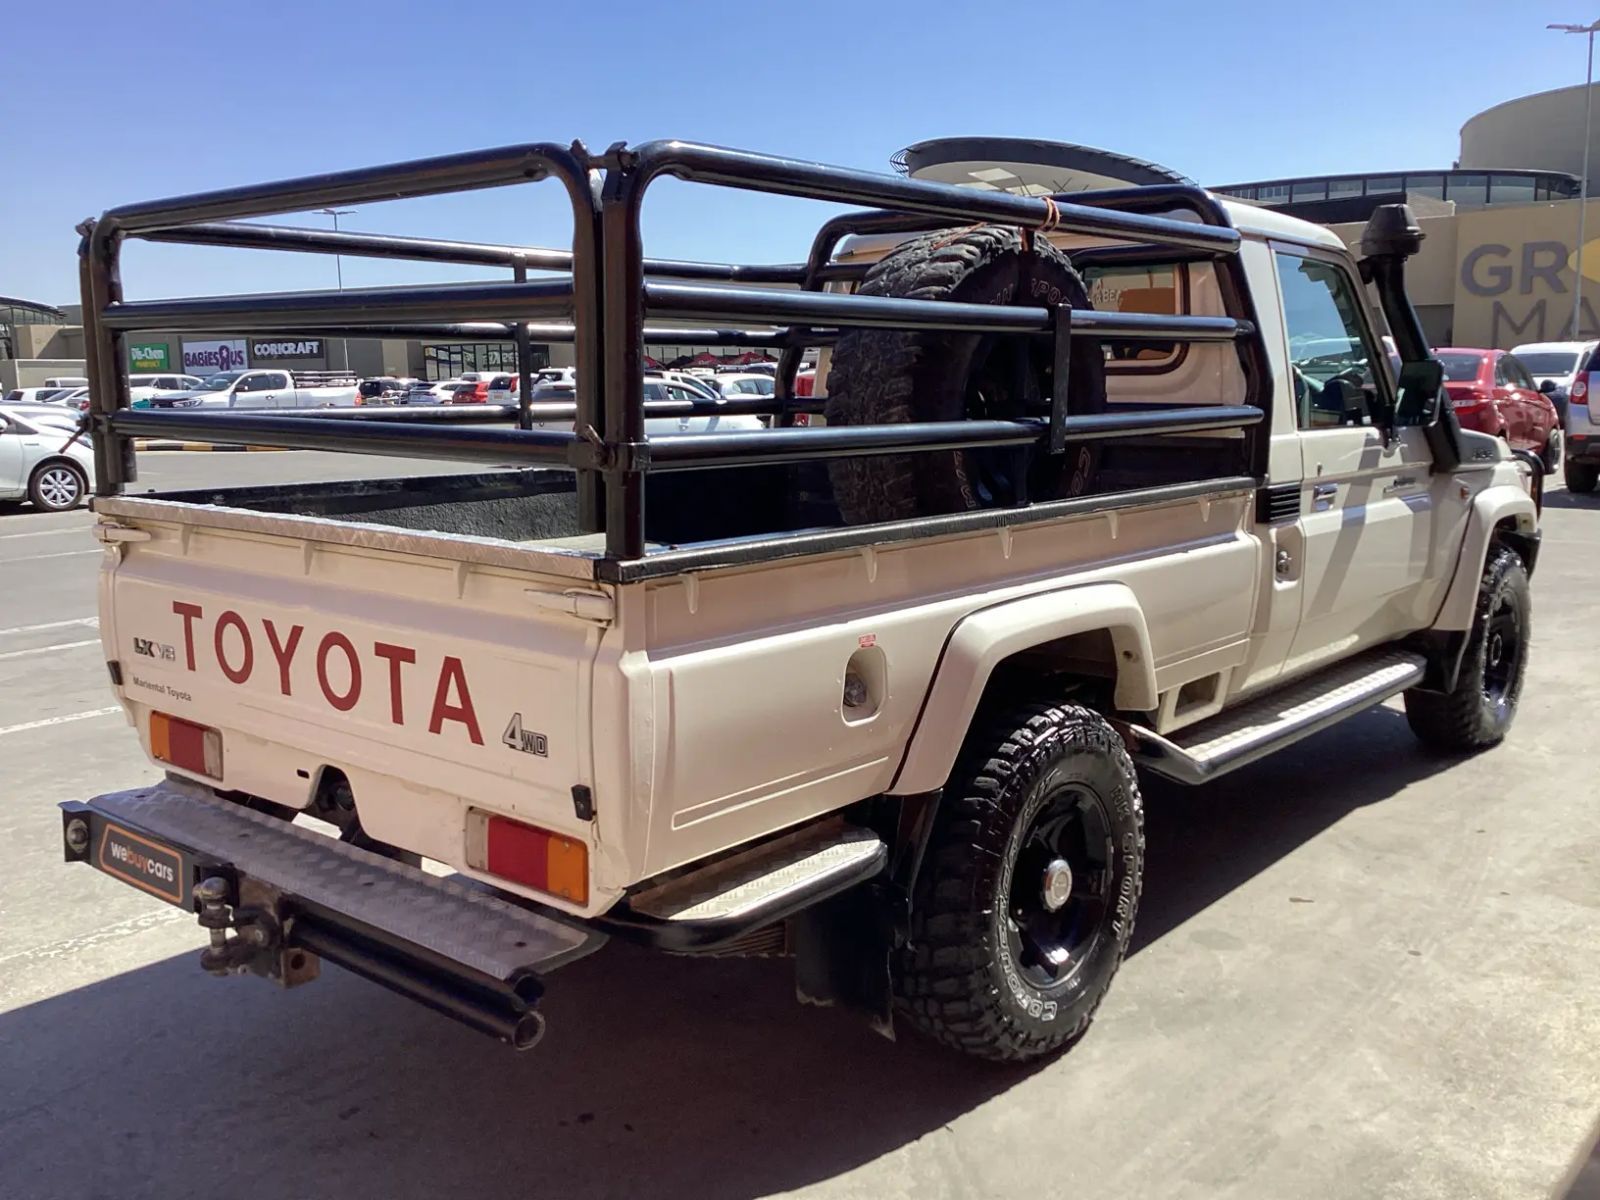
[[78, 138, 1271, 560]]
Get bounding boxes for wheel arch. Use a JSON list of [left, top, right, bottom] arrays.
[[1433, 483, 1538, 633], [887, 582, 1156, 795]]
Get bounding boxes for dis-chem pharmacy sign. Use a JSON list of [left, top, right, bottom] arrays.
[[128, 343, 170, 372]]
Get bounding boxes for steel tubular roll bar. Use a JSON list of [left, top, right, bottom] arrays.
[[80, 136, 1270, 562], [141, 221, 811, 284]]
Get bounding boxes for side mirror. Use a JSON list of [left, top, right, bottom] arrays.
[[1540, 378, 1558, 394], [1395, 358, 1446, 427]]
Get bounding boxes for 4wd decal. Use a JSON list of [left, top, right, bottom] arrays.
[[501, 713, 549, 756], [164, 601, 484, 744]]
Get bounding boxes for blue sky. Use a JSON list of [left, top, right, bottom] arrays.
[[2, 0, 1585, 305]]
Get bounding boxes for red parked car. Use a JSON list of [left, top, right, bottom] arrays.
[[1434, 347, 1561, 469]]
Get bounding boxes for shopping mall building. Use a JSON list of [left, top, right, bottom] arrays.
[[900, 83, 1600, 350]]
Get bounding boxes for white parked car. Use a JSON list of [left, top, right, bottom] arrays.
[[712, 373, 777, 397], [485, 368, 576, 405], [146, 369, 358, 410], [128, 373, 205, 405], [3, 386, 76, 405], [517, 377, 764, 434], [0, 407, 94, 511], [649, 370, 720, 400]]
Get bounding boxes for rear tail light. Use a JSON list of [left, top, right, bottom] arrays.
[[1450, 387, 1489, 406], [149, 711, 223, 778], [1573, 376, 1589, 402], [482, 814, 588, 905]]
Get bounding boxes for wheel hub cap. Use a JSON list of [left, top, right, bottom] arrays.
[[1041, 858, 1074, 912], [1488, 632, 1504, 669]]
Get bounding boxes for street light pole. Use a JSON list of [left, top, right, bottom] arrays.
[[316, 207, 355, 373], [1549, 20, 1600, 338]]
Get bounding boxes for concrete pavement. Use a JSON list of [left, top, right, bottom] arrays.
[[2, 455, 1600, 1199]]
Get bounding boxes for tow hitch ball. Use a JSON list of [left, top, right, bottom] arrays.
[[193, 875, 316, 986]]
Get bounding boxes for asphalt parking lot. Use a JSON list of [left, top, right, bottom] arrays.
[[2, 453, 1599, 1199]]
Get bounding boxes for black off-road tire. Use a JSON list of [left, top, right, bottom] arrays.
[[894, 701, 1143, 1063], [1565, 457, 1599, 493], [824, 226, 1106, 525], [1404, 547, 1530, 751]]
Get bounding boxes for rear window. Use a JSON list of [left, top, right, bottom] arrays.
[[1437, 352, 1485, 382], [1515, 351, 1579, 377], [1082, 262, 1186, 369]]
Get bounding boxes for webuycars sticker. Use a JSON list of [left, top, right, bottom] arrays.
[[162, 601, 484, 744]]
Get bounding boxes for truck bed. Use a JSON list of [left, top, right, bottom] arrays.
[[93, 470, 1258, 921]]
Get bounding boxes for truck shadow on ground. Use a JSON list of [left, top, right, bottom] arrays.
[[0, 708, 1461, 1200]]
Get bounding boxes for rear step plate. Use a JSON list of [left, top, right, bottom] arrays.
[[1126, 647, 1428, 783], [62, 779, 601, 982], [613, 817, 886, 949]]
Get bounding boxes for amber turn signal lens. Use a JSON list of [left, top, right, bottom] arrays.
[[484, 815, 588, 906]]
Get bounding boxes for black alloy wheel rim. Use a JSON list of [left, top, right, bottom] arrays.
[[961, 334, 1045, 506], [1482, 590, 1522, 713], [1006, 782, 1115, 991]]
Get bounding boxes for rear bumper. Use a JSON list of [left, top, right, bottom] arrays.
[[1567, 404, 1600, 461], [61, 778, 605, 1048]]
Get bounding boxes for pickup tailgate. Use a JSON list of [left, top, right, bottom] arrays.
[[94, 502, 607, 908]]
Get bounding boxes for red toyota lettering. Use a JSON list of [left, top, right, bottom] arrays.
[[263, 620, 303, 696], [372, 641, 416, 726], [213, 610, 254, 684], [316, 632, 362, 712], [428, 655, 483, 744], [172, 601, 203, 671]]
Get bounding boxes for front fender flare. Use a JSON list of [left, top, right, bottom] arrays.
[[888, 582, 1156, 795], [1433, 481, 1537, 632]]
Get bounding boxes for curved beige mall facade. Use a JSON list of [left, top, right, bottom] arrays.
[[1460, 83, 1600, 185]]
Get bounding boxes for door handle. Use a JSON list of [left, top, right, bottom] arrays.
[[1311, 482, 1338, 511], [1384, 475, 1420, 494]]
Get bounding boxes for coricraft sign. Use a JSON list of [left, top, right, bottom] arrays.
[[128, 342, 169, 371], [182, 339, 248, 372], [250, 338, 324, 360]]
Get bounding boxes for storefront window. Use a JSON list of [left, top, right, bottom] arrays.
[[1489, 175, 1536, 206], [1291, 179, 1328, 201], [1327, 178, 1364, 198], [1365, 176, 1402, 194], [422, 342, 549, 380], [1257, 183, 1290, 202]]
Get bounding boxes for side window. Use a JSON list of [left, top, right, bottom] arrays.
[[1081, 262, 1187, 370], [1493, 357, 1510, 387], [1276, 251, 1384, 429], [268, 373, 290, 390], [1506, 357, 1534, 390]]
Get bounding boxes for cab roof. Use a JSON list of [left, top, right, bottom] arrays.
[[1215, 197, 1343, 250]]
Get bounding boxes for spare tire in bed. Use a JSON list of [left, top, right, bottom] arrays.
[[823, 225, 1106, 525]]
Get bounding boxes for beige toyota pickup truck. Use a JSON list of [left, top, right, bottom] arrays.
[[61, 138, 1540, 1062]]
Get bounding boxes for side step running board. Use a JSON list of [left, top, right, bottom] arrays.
[[602, 817, 887, 951], [1124, 647, 1427, 784]]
